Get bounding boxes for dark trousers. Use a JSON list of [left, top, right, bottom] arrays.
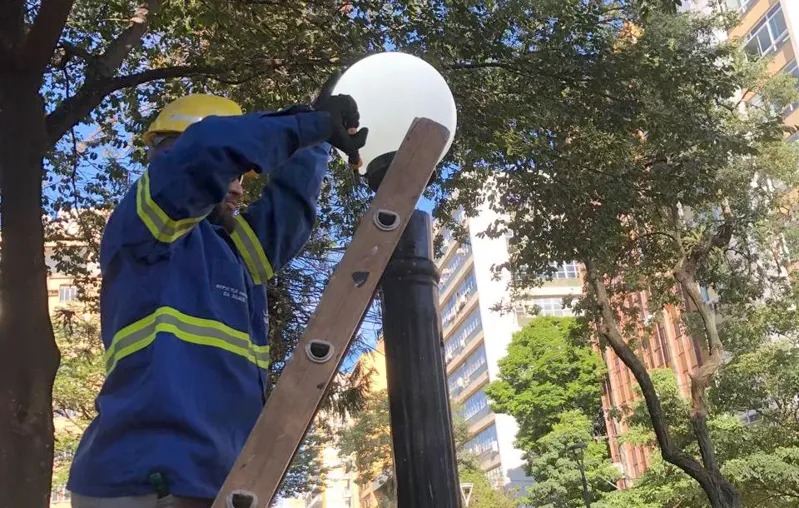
[[71, 493, 213, 508]]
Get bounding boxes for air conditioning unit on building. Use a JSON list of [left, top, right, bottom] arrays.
[[457, 377, 466, 388], [490, 442, 499, 453]]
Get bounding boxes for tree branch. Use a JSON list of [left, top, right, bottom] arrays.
[[672, 230, 731, 482], [672, 205, 734, 419], [45, 0, 162, 146], [20, 0, 75, 75], [583, 258, 723, 501], [46, 64, 222, 146], [59, 41, 97, 66], [95, 0, 160, 76]]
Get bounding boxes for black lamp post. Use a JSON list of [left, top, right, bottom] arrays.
[[567, 442, 592, 508], [366, 156, 462, 508]]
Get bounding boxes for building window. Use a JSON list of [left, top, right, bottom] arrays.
[[552, 261, 580, 279], [449, 346, 488, 397], [444, 309, 482, 361], [725, 0, 754, 13], [441, 271, 477, 326], [466, 424, 499, 455], [440, 243, 472, 293], [753, 60, 799, 117], [58, 284, 77, 302], [782, 61, 799, 117], [461, 390, 489, 422], [532, 297, 573, 317], [744, 5, 788, 59]]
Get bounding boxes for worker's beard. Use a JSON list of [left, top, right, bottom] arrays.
[[210, 203, 237, 234]]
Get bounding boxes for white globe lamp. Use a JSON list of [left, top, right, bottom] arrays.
[[331, 52, 457, 183]]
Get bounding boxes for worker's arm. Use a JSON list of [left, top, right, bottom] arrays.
[[232, 143, 330, 283], [100, 110, 331, 268]]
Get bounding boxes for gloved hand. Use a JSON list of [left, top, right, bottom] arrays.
[[313, 71, 369, 168]]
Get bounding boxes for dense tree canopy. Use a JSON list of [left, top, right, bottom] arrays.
[[436, 5, 799, 506], [524, 411, 622, 508], [485, 317, 618, 507], [601, 364, 799, 507], [485, 317, 606, 454]]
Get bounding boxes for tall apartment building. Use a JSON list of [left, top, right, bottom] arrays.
[[600, 0, 799, 484], [436, 203, 582, 493]]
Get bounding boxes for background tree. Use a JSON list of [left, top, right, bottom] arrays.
[[485, 316, 607, 454], [485, 317, 618, 506], [435, 4, 799, 506], [50, 308, 104, 489], [602, 365, 799, 507], [604, 276, 799, 507], [524, 411, 622, 508]]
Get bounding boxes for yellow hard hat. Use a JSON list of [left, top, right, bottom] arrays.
[[143, 94, 243, 146]]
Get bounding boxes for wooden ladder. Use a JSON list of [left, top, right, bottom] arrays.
[[211, 118, 450, 508]]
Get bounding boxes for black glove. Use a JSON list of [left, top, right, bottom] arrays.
[[313, 72, 368, 166]]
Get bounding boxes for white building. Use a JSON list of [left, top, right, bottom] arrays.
[[436, 201, 582, 493]]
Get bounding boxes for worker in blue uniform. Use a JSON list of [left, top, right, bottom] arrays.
[[67, 86, 367, 508]]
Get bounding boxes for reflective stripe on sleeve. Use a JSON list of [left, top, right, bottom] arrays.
[[230, 214, 274, 285], [135, 170, 210, 243], [104, 306, 270, 374]]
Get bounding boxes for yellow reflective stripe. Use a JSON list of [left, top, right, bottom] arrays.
[[104, 307, 270, 374], [230, 214, 274, 285], [135, 170, 209, 243]]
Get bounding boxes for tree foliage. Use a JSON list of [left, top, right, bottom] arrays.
[[524, 411, 622, 508], [485, 316, 606, 456], [337, 389, 395, 490], [602, 364, 799, 507], [484, 317, 619, 506], [50, 308, 104, 488]]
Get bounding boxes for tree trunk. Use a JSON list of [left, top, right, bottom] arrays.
[[0, 73, 62, 508], [583, 259, 741, 508], [691, 415, 741, 508]]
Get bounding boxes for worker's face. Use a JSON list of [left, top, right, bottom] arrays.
[[211, 175, 244, 234], [223, 177, 244, 214]]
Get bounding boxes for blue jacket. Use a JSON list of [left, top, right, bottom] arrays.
[[67, 109, 332, 499]]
